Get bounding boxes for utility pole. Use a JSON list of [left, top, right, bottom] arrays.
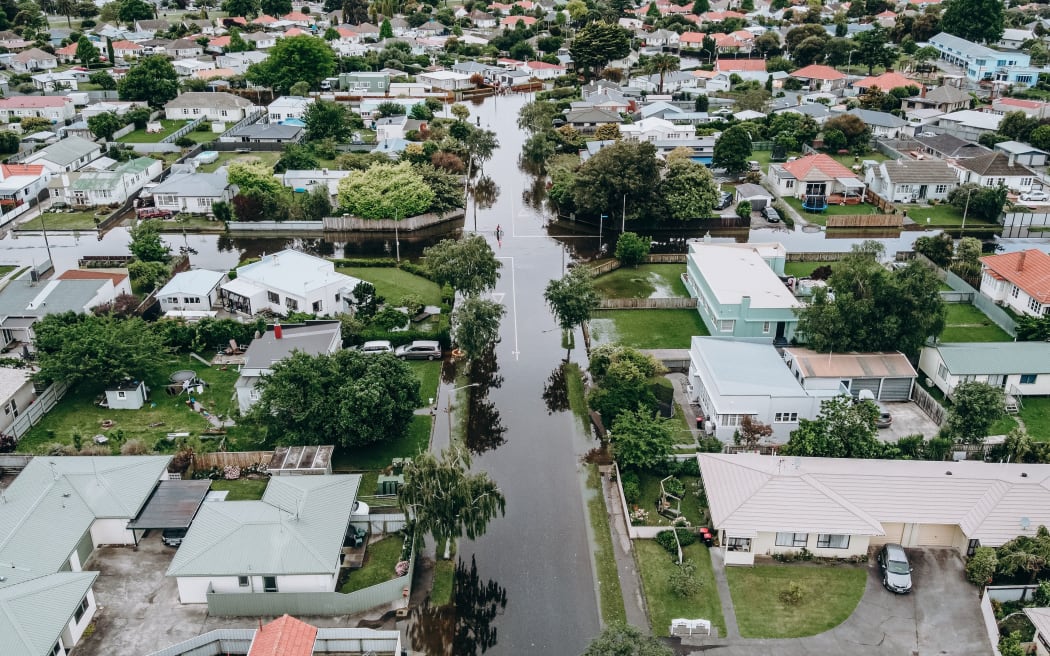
[[622, 194, 626, 232]]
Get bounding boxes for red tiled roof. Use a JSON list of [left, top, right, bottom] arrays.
[[791, 64, 846, 81], [253, 14, 277, 23], [854, 71, 918, 90], [284, 27, 305, 36], [501, 15, 536, 25], [248, 615, 317, 656], [110, 40, 142, 50], [780, 153, 858, 181], [997, 97, 1046, 110], [55, 43, 78, 55], [716, 58, 766, 72], [209, 36, 231, 47], [283, 11, 311, 20], [980, 249, 1050, 303], [680, 31, 705, 44], [0, 96, 72, 108], [56, 269, 129, 285]]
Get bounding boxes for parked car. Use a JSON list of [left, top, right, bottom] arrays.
[[715, 192, 734, 210], [162, 528, 187, 547], [395, 340, 442, 360], [858, 390, 892, 428], [762, 206, 781, 222], [877, 543, 913, 593], [1020, 190, 1049, 202], [748, 160, 761, 172], [358, 340, 393, 355]]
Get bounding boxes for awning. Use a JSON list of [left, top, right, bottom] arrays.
[[127, 480, 212, 530], [836, 177, 865, 188]]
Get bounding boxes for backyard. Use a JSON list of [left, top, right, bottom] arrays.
[[589, 309, 706, 349], [18, 210, 109, 231], [726, 564, 867, 638], [208, 477, 268, 500], [938, 303, 1013, 343], [784, 260, 840, 278], [340, 535, 404, 593], [994, 397, 1050, 441], [117, 119, 193, 144], [899, 203, 999, 229], [331, 414, 432, 473], [783, 196, 882, 226], [196, 150, 282, 173], [337, 266, 444, 307], [635, 540, 725, 637], [594, 264, 689, 299], [629, 469, 706, 527]]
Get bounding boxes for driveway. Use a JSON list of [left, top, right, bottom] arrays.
[[682, 548, 989, 656], [879, 402, 941, 441]]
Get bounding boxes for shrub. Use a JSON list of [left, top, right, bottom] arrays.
[[0, 433, 15, 453], [655, 528, 697, 553], [41, 442, 77, 456], [620, 470, 640, 504], [120, 438, 149, 455], [669, 559, 701, 597], [663, 476, 685, 498], [966, 547, 998, 586], [174, 136, 194, 148], [779, 581, 805, 605], [736, 200, 752, 220], [223, 465, 241, 480]]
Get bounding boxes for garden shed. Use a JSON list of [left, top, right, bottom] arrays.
[[104, 379, 149, 410], [267, 445, 334, 476]]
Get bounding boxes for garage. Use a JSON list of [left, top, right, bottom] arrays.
[[918, 523, 957, 547], [871, 522, 905, 546], [734, 183, 772, 211], [782, 349, 918, 402]]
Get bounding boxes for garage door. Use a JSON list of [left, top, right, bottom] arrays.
[[871, 522, 905, 546], [918, 524, 956, 547], [879, 377, 913, 401], [850, 378, 881, 398]]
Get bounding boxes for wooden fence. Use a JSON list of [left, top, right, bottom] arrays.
[[910, 385, 947, 426], [785, 252, 852, 262], [826, 214, 902, 228], [323, 210, 465, 232], [597, 298, 696, 309], [590, 253, 688, 276], [194, 450, 273, 472], [10, 382, 68, 441]]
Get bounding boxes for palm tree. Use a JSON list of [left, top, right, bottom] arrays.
[[647, 53, 679, 94]]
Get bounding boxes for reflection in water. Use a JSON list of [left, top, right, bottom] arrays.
[[408, 556, 508, 656], [521, 175, 548, 212], [470, 175, 500, 210], [465, 346, 506, 455], [541, 365, 570, 415]]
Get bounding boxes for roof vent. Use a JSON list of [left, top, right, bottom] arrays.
[[1022, 472, 1028, 477], [945, 470, 952, 475]]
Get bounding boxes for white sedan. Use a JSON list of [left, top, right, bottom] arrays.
[[1020, 190, 1049, 202]]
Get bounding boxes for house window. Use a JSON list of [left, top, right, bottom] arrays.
[[784, 180, 794, 189], [183, 297, 200, 304], [249, 387, 260, 400], [762, 322, 771, 334], [817, 534, 850, 549], [221, 110, 229, 117], [50, 642, 61, 656], [935, 184, 948, 194], [286, 297, 299, 311], [718, 319, 735, 332], [721, 414, 746, 427], [116, 391, 126, 399], [726, 536, 751, 552], [4, 399, 17, 418], [1030, 298, 1042, 314], [267, 291, 279, 304], [1011, 285, 1020, 298], [937, 363, 948, 380], [775, 532, 809, 547], [262, 576, 278, 592], [312, 300, 322, 312], [73, 595, 90, 623], [959, 375, 976, 383], [238, 576, 250, 587], [192, 108, 200, 114], [1021, 374, 1038, 385], [1020, 177, 1033, 187], [773, 412, 798, 423]]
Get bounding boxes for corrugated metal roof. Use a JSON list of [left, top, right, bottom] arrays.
[[1024, 608, 1050, 640], [688, 243, 800, 310], [241, 322, 341, 370], [784, 348, 917, 379], [693, 338, 806, 398], [0, 572, 97, 656], [932, 342, 1050, 376]]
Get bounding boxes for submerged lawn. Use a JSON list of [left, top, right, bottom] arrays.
[[594, 264, 689, 299]]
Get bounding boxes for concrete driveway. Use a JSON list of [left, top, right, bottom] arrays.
[[683, 548, 989, 656], [879, 402, 941, 441]]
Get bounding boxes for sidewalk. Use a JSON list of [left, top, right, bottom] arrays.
[[600, 469, 650, 631], [708, 547, 740, 639]]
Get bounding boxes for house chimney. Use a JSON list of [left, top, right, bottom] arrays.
[[274, 323, 282, 339], [1008, 152, 1016, 167], [920, 85, 927, 98], [1017, 251, 1026, 272]]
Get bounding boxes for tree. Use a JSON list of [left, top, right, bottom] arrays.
[[246, 35, 336, 94], [399, 444, 506, 559], [913, 232, 954, 267], [713, 125, 752, 174], [998, 111, 1039, 143], [947, 183, 1008, 223], [222, 0, 259, 16], [34, 314, 167, 392], [87, 112, 124, 141], [124, 106, 151, 130], [996, 527, 1050, 583], [691, 0, 709, 13], [570, 22, 631, 75], [852, 25, 897, 75], [660, 159, 719, 220], [337, 161, 434, 219], [303, 99, 358, 143], [965, 546, 998, 585], [341, 0, 368, 23], [615, 232, 650, 267], [736, 416, 773, 449], [781, 396, 882, 458], [89, 70, 117, 90], [75, 35, 99, 65], [944, 381, 1004, 444], [593, 123, 621, 142], [544, 266, 600, 334], [647, 53, 679, 94], [941, 0, 1003, 43], [823, 114, 870, 149], [117, 0, 154, 23], [572, 141, 662, 222], [118, 56, 179, 107], [227, 28, 252, 53], [610, 407, 675, 470], [274, 143, 318, 173], [379, 17, 393, 38], [0, 131, 19, 155], [260, 0, 291, 16], [424, 235, 501, 296], [128, 219, 170, 262], [250, 349, 420, 447], [517, 100, 560, 134], [291, 186, 331, 221], [583, 622, 675, 656], [452, 296, 505, 363], [736, 200, 752, 220], [450, 103, 470, 122]]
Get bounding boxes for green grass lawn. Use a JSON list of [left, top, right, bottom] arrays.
[[340, 535, 404, 593], [0, 265, 15, 279], [430, 558, 455, 605], [783, 196, 882, 223], [209, 478, 269, 500], [784, 260, 841, 278], [589, 309, 706, 349], [337, 266, 443, 307], [1019, 397, 1050, 442], [18, 354, 241, 453], [196, 150, 282, 173], [594, 264, 688, 299], [633, 470, 706, 527], [117, 119, 192, 143], [635, 540, 725, 637], [332, 414, 431, 472], [830, 151, 889, 168], [407, 360, 441, 406], [185, 126, 225, 144], [727, 565, 867, 638], [588, 465, 627, 624], [939, 303, 1013, 343], [899, 203, 999, 228], [154, 215, 228, 233], [18, 211, 107, 231]]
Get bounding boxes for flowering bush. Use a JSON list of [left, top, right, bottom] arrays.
[[672, 516, 691, 528], [223, 465, 241, 480], [394, 560, 410, 577], [629, 507, 650, 525]]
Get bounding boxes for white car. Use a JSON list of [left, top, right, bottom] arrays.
[[1021, 190, 1049, 202]]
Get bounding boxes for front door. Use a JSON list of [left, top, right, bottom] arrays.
[[775, 322, 786, 340], [918, 185, 928, 199]]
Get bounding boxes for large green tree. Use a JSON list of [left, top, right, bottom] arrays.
[[34, 314, 167, 391], [572, 140, 662, 222], [118, 56, 179, 107], [941, 0, 1003, 43], [944, 381, 1004, 444], [336, 161, 434, 219], [75, 36, 99, 65], [712, 125, 752, 174], [222, 0, 259, 16], [399, 444, 506, 559], [947, 183, 1008, 223], [611, 407, 676, 471], [852, 25, 897, 75], [569, 22, 631, 75], [647, 53, 679, 94], [304, 99, 361, 142], [660, 159, 719, 220], [117, 0, 154, 22], [583, 622, 675, 656], [128, 219, 171, 262], [87, 111, 123, 141], [517, 100, 560, 134], [260, 0, 291, 15], [544, 266, 600, 332], [781, 396, 883, 458], [451, 297, 506, 362], [424, 235, 501, 296], [250, 349, 420, 447], [246, 35, 336, 94]]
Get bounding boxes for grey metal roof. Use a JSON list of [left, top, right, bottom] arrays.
[[932, 342, 1050, 375], [956, 151, 1036, 177], [0, 275, 110, 317], [693, 337, 805, 397], [226, 123, 303, 140], [0, 572, 97, 656], [164, 91, 253, 111], [995, 140, 1049, 156], [242, 321, 342, 369], [914, 133, 990, 159], [166, 474, 361, 577], [127, 479, 212, 530], [28, 136, 99, 167], [157, 269, 225, 297], [564, 107, 622, 124], [880, 159, 958, 184], [930, 31, 997, 60], [845, 108, 907, 128], [150, 170, 230, 198], [911, 84, 971, 105], [734, 183, 771, 199]]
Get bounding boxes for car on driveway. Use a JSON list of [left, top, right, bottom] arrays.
[[715, 192, 734, 210], [1021, 190, 1049, 202], [358, 340, 393, 355], [878, 543, 913, 593], [395, 340, 442, 360], [162, 528, 187, 547], [762, 205, 781, 222]]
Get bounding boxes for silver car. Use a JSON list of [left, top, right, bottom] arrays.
[[395, 340, 442, 360], [359, 340, 393, 355], [878, 543, 913, 593]]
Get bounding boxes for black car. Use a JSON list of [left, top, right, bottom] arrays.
[[762, 206, 781, 222], [715, 192, 733, 210], [162, 528, 187, 547]]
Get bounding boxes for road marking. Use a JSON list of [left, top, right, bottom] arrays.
[[491, 292, 505, 303], [495, 256, 519, 360]]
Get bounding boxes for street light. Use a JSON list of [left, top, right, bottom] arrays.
[[446, 382, 480, 436], [847, 49, 857, 74], [599, 213, 607, 245]]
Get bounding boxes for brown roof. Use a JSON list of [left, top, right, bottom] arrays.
[[980, 249, 1050, 303], [783, 348, 917, 379], [779, 153, 857, 181], [248, 615, 317, 656], [956, 151, 1036, 178], [56, 269, 128, 285], [791, 64, 846, 81]]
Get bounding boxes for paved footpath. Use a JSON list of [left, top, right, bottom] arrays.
[[708, 548, 740, 639], [601, 470, 649, 630]]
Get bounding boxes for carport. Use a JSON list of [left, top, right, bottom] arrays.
[[127, 479, 212, 540]]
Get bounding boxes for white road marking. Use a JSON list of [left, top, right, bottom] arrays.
[[495, 256, 519, 360]]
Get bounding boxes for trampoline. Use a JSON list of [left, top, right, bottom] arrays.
[[170, 370, 197, 384], [802, 194, 828, 212]]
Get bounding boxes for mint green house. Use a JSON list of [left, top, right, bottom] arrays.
[[683, 240, 800, 344]]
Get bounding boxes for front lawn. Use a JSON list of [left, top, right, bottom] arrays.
[[407, 360, 441, 406], [209, 478, 268, 500], [117, 119, 191, 143], [332, 413, 431, 472], [635, 540, 725, 637], [784, 260, 840, 278], [340, 535, 404, 593], [899, 203, 998, 228], [783, 196, 882, 222], [196, 150, 281, 173], [18, 211, 107, 231], [589, 309, 707, 349], [337, 266, 443, 307], [155, 215, 228, 233], [594, 264, 688, 299], [939, 303, 1013, 343], [726, 564, 866, 638]]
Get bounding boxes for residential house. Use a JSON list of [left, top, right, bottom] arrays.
[[782, 348, 917, 401], [920, 341, 1050, 398], [81, 101, 145, 119], [851, 71, 919, 95], [989, 97, 1050, 119], [843, 108, 909, 138], [164, 92, 256, 122], [563, 107, 622, 133], [375, 115, 408, 142], [687, 337, 833, 441], [865, 159, 958, 203], [994, 141, 1049, 168], [929, 31, 1039, 87], [243, 32, 278, 49], [999, 28, 1035, 49], [215, 50, 269, 74], [500, 15, 536, 27], [135, 19, 170, 34], [417, 70, 473, 91], [24, 136, 101, 174], [585, 87, 632, 114], [619, 116, 693, 143], [496, 68, 531, 88], [157, 269, 227, 317], [172, 58, 216, 77], [0, 366, 35, 432], [905, 107, 946, 134], [110, 40, 143, 59], [219, 249, 361, 318], [768, 153, 865, 201], [229, 321, 344, 411], [1025, 608, 1050, 656], [168, 38, 205, 58], [267, 95, 314, 123], [979, 249, 1050, 317], [774, 102, 831, 125], [632, 70, 697, 94], [520, 60, 565, 80], [715, 58, 768, 83], [221, 122, 303, 144], [933, 110, 1003, 141], [168, 474, 361, 601], [54, 42, 79, 63], [953, 151, 1038, 193], [279, 169, 351, 196], [337, 71, 390, 93], [149, 169, 234, 214], [32, 70, 78, 92], [699, 453, 1050, 566], [789, 64, 847, 93], [683, 240, 800, 343], [68, 157, 162, 207], [0, 456, 171, 656], [469, 10, 497, 27], [0, 163, 48, 215], [11, 47, 57, 72], [903, 84, 972, 113], [0, 96, 75, 123], [914, 132, 990, 159]]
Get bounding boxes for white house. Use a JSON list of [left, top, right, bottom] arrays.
[[1024, 608, 1050, 656], [768, 153, 865, 201], [267, 95, 314, 123], [81, 101, 146, 119], [10, 47, 57, 72], [279, 168, 351, 196], [232, 321, 343, 412], [417, 70, 473, 91], [919, 341, 1050, 398], [520, 60, 565, 80], [782, 348, 917, 402], [219, 249, 361, 317], [618, 116, 694, 143], [687, 337, 835, 442], [978, 249, 1050, 317], [953, 152, 1038, 193], [843, 108, 909, 138], [864, 159, 959, 203], [31, 70, 79, 92], [68, 157, 162, 207], [934, 110, 1003, 141], [0, 96, 76, 123], [375, 114, 408, 142], [0, 163, 49, 212], [0, 366, 36, 433], [215, 50, 269, 74], [164, 91, 256, 122], [994, 141, 1049, 168], [148, 169, 235, 214], [157, 269, 227, 317], [171, 58, 216, 77], [700, 453, 1050, 566], [24, 135, 102, 173]]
